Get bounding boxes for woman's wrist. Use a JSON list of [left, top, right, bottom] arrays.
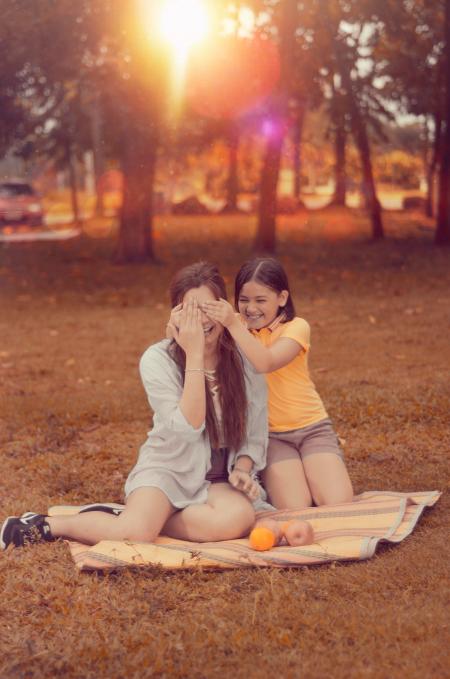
[[233, 456, 254, 475], [185, 354, 204, 371]]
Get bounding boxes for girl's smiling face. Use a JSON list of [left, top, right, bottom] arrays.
[[238, 280, 288, 330]]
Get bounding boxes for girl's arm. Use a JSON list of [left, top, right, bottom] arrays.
[[202, 300, 302, 373]]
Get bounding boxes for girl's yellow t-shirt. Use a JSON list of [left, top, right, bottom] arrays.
[[251, 316, 328, 432]]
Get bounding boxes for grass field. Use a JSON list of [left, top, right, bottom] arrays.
[[0, 207, 449, 679]]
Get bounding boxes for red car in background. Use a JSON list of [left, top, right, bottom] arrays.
[[0, 181, 45, 227]]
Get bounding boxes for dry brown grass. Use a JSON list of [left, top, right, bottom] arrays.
[[1, 207, 449, 679]]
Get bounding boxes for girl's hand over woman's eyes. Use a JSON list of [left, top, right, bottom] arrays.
[[202, 298, 236, 328], [173, 299, 205, 355]]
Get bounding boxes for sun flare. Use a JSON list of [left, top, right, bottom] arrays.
[[159, 0, 209, 52]]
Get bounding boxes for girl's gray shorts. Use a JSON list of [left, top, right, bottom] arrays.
[[267, 418, 344, 465]]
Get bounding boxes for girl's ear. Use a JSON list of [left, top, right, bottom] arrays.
[[278, 290, 289, 308]]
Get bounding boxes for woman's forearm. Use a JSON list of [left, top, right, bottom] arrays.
[[178, 351, 206, 428]]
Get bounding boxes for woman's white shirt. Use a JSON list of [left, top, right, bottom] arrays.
[[124, 339, 268, 508]]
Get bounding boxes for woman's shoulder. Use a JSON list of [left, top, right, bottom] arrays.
[[140, 339, 173, 373]]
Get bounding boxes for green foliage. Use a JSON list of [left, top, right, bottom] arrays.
[[375, 150, 423, 188]]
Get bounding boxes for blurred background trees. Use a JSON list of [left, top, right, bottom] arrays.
[[1, 0, 449, 259]]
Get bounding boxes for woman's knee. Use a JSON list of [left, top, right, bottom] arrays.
[[125, 527, 159, 543], [210, 501, 255, 540], [117, 513, 160, 543], [123, 487, 174, 541]]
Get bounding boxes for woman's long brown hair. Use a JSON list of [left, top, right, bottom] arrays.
[[168, 262, 247, 452]]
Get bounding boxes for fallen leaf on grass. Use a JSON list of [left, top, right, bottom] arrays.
[[81, 423, 102, 433]]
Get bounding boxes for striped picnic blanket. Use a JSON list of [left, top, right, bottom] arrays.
[[48, 490, 440, 572]]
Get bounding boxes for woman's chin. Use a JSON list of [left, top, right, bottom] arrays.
[[204, 328, 222, 349]]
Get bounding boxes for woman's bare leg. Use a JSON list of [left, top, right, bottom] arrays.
[[302, 454, 353, 506], [163, 483, 255, 542], [47, 487, 176, 545], [262, 458, 313, 510]]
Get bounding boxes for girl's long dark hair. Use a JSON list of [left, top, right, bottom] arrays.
[[169, 262, 247, 452], [234, 257, 295, 321]]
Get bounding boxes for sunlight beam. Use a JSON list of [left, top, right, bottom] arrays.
[[157, 0, 210, 116]]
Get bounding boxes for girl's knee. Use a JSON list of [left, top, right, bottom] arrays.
[[314, 488, 353, 506]]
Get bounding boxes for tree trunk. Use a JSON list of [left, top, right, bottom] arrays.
[[255, 0, 298, 252], [292, 105, 305, 201], [326, 4, 382, 237], [116, 133, 157, 262], [424, 112, 441, 217], [332, 116, 347, 205], [255, 109, 284, 252], [329, 80, 347, 207], [90, 90, 106, 218], [343, 83, 383, 239], [354, 119, 383, 240], [435, 0, 450, 246], [223, 122, 239, 212], [66, 138, 80, 225]]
